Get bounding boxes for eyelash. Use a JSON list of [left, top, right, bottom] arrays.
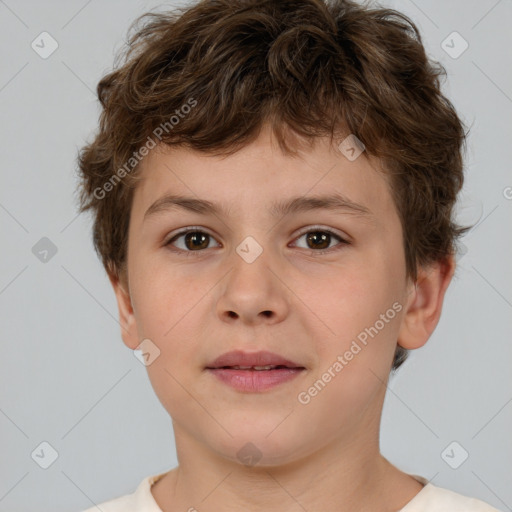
[[164, 225, 350, 257]]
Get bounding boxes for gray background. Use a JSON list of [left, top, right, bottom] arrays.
[[0, 0, 511, 511]]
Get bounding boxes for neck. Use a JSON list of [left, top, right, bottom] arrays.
[[152, 406, 423, 512]]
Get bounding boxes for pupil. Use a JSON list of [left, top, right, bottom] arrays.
[[183, 231, 330, 251], [186, 232, 209, 250], [307, 232, 329, 250]]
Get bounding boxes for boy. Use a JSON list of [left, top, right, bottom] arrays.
[[77, 0, 500, 510]]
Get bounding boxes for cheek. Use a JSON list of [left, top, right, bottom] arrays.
[[299, 247, 405, 379], [306, 257, 401, 333], [295, 266, 403, 423], [129, 252, 201, 338], [129, 264, 207, 415]]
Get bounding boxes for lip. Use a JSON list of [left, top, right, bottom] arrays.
[[206, 350, 304, 369], [207, 367, 305, 392], [205, 350, 306, 393]]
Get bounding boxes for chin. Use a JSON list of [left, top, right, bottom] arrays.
[[210, 430, 311, 468]]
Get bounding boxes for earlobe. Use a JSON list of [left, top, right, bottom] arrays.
[[108, 270, 140, 350], [397, 255, 455, 350]]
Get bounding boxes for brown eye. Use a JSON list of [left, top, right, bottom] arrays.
[[305, 231, 331, 250], [183, 232, 209, 250], [166, 230, 219, 253], [292, 228, 348, 254]]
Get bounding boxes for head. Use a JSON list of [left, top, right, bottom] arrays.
[[76, 0, 469, 465]]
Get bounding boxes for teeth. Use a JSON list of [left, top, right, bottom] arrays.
[[229, 365, 279, 370]]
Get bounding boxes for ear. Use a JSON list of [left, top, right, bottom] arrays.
[[397, 255, 455, 350], [108, 269, 140, 350]]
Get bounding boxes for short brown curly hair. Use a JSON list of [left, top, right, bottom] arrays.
[[76, 0, 470, 371]]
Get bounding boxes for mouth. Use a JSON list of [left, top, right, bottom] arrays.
[[205, 349, 305, 370], [205, 350, 306, 392], [209, 365, 303, 371], [206, 366, 305, 392]]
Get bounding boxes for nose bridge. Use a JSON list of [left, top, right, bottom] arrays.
[[216, 232, 287, 324], [227, 204, 277, 266], [231, 232, 274, 291], [232, 218, 287, 281]]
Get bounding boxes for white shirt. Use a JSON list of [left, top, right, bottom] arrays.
[[81, 473, 502, 511]]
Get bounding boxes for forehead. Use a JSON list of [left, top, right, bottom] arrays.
[[130, 131, 397, 225]]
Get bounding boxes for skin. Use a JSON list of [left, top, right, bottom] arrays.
[[110, 123, 455, 512]]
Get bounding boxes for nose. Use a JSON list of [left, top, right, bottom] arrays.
[[215, 248, 289, 326]]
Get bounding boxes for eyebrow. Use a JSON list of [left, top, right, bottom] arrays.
[[143, 192, 373, 221]]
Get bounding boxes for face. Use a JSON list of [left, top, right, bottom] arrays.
[[113, 125, 428, 467]]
